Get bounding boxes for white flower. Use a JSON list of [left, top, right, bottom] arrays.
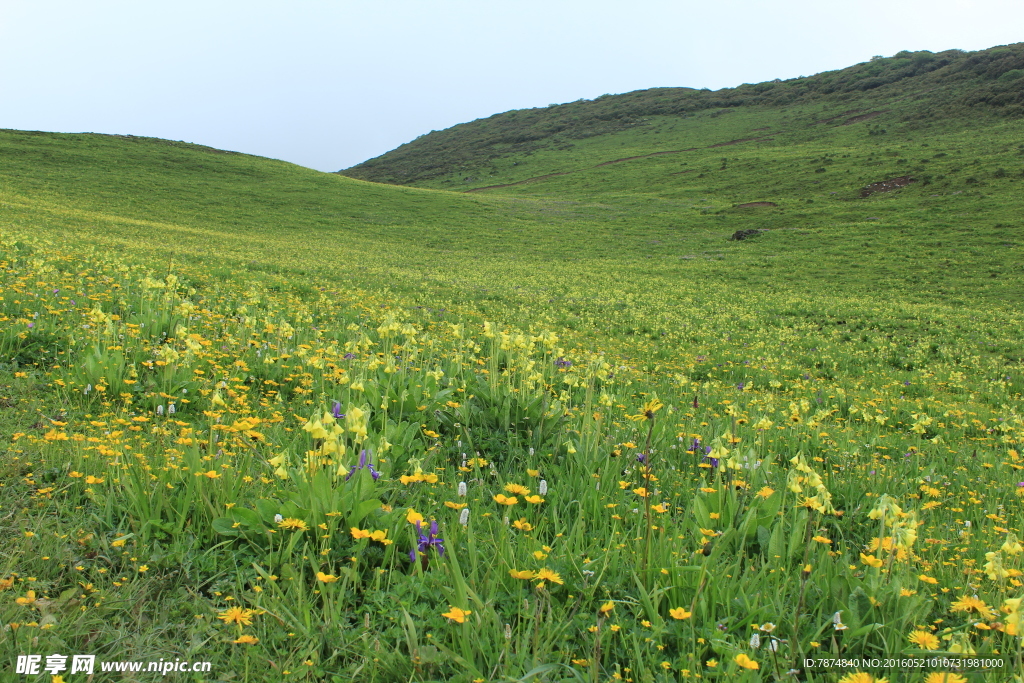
[[168, 403, 175, 414], [458, 481, 467, 497], [459, 508, 469, 526], [750, 633, 761, 649], [156, 405, 164, 416], [539, 480, 548, 495], [274, 514, 283, 524]]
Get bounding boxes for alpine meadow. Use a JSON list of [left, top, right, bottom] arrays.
[[2, 43, 1024, 683]]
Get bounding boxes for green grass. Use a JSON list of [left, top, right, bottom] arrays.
[[1, 53, 1023, 682]]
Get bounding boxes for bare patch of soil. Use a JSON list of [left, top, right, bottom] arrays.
[[861, 175, 914, 197], [842, 111, 885, 125], [708, 136, 771, 148], [593, 150, 688, 167], [466, 172, 570, 192]]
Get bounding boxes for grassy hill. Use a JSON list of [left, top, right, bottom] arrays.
[[340, 43, 1024, 187], [1, 46, 1023, 682]]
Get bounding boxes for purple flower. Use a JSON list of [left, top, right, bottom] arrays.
[[736, 382, 745, 390], [346, 449, 380, 481], [554, 357, 572, 369], [409, 520, 445, 562], [343, 352, 356, 360], [903, 380, 911, 387], [331, 401, 345, 420], [636, 452, 647, 464], [689, 437, 702, 452]]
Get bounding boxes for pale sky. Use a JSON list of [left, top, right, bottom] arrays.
[[1, 0, 1021, 172]]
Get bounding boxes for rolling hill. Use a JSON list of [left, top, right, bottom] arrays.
[[340, 43, 1024, 191]]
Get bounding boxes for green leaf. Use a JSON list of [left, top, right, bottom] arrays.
[[212, 517, 243, 536]]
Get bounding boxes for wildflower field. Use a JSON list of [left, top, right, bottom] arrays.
[[1, 120, 1023, 683]]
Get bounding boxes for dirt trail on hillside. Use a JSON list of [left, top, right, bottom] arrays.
[[465, 172, 572, 193], [592, 149, 697, 167]]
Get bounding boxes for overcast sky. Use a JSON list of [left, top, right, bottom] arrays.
[[1, 1, 1021, 172]]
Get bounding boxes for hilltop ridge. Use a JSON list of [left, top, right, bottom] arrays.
[[339, 43, 1024, 187]]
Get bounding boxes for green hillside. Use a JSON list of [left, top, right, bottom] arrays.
[[341, 43, 1024, 188], [1, 46, 1023, 682]]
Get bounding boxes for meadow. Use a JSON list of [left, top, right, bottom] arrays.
[[1, 55, 1023, 682]]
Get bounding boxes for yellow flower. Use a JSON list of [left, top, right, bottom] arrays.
[[15, 590, 36, 606], [1002, 597, 1020, 636], [233, 634, 259, 644], [504, 483, 530, 495], [669, 607, 692, 620], [524, 495, 545, 504], [1001, 532, 1023, 555], [907, 630, 940, 650], [838, 673, 887, 683], [632, 487, 649, 498], [512, 518, 533, 531], [918, 574, 938, 585], [755, 486, 775, 499], [526, 469, 540, 477], [734, 653, 759, 670], [441, 606, 471, 623], [217, 607, 255, 626], [950, 595, 993, 617], [535, 568, 563, 585], [860, 553, 883, 568], [350, 528, 372, 539], [923, 674, 967, 683], [627, 398, 664, 422], [494, 494, 518, 506], [444, 501, 467, 509], [277, 517, 308, 531], [369, 530, 390, 544], [599, 601, 614, 615], [509, 569, 536, 580], [316, 572, 338, 583], [406, 509, 424, 525], [983, 551, 1009, 581], [812, 535, 832, 544], [705, 659, 718, 668]]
